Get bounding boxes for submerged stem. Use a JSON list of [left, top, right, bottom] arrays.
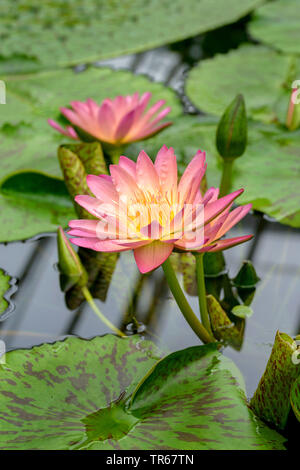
[[162, 258, 214, 344], [194, 253, 213, 337], [81, 286, 126, 337], [219, 158, 234, 197]]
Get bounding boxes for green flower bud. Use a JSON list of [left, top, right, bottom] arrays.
[[57, 226, 88, 292], [216, 93, 247, 159], [232, 260, 260, 289]]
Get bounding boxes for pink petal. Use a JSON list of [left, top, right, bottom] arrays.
[[204, 189, 244, 225], [86, 175, 119, 203], [60, 107, 82, 127], [48, 119, 78, 140], [178, 150, 207, 204], [215, 204, 252, 239], [140, 220, 163, 239], [118, 156, 137, 178], [114, 109, 136, 142], [134, 241, 174, 273], [110, 164, 143, 202], [136, 150, 159, 193], [70, 237, 132, 252], [98, 102, 116, 140], [135, 121, 172, 141], [200, 235, 253, 253], [202, 187, 219, 205], [75, 195, 117, 219], [154, 146, 177, 198], [147, 107, 171, 127]]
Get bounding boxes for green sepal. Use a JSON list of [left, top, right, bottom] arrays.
[[206, 295, 245, 350], [233, 260, 260, 288], [57, 226, 88, 292]]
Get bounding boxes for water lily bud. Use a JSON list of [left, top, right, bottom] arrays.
[[57, 227, 88, 292], [216, 94, 247, 159], [232, 260, 260, 288]]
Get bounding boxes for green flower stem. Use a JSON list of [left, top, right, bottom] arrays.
[[81, 286, 126, 337], [194, 252, 213, 337], [219, 158, 234, 197], [162, 258, 214, 344], [108, 146, 125, 164]]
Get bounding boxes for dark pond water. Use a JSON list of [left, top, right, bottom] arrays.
[[0, 212, 299, 399]]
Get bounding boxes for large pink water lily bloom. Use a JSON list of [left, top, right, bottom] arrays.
[[68, 146, 253, 273], [48, 92, 172, 144]]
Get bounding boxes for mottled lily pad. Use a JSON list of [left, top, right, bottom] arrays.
[[0, 335, 285, 450], [128, 115, 300, 227], [0, 268, 17, 318], [0, 0, 262, 74], [185, 45, 298, 123], [249, 0, 300, 55]]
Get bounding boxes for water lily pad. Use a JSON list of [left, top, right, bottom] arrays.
[[0, 0, 263, 74], [185, 45, 298, 122], [0, 268, 17, 318], [0, 335, 285, 450], [249, 0, 300, 55], [128, 115, 300, 227]]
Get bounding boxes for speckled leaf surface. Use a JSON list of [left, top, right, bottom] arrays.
[[0, 0, 262, 74], [0, 67, 180, 242], [0, 268, 17, 318], [0, 336, 285, 450], [128, 115, 300, 227], [0, 335, 162, 450], [185, 46, 298, 123], [87, 344, 285, 450], [249, 0, 300, 55], [250, 332, 300, 430]]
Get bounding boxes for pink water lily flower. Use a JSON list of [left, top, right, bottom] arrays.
[[48, 92, 172, 145], [68, 146, 253, 273]]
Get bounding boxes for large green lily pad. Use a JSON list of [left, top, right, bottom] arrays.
[[185, 45, 298, 123], [249, 0, 300, 55], [0, 0, 263, 74], [0, 335, 285, 450], [0, 66, 181, 242], [128, 115, 300, 227], [0, 268, 17, 317]]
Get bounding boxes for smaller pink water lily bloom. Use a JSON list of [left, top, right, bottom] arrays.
[[48, 92, 172, 145], [68, 146, 253, 273]]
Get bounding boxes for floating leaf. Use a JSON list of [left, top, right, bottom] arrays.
[[186, 45, 297, 123], [0, 0, 263, 74], [250, 331, 300, 430], [128, 115, 300, 227], [0, 335, 285, 449], [249, 0, 300, 55], [0, 268, 17, 318]]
